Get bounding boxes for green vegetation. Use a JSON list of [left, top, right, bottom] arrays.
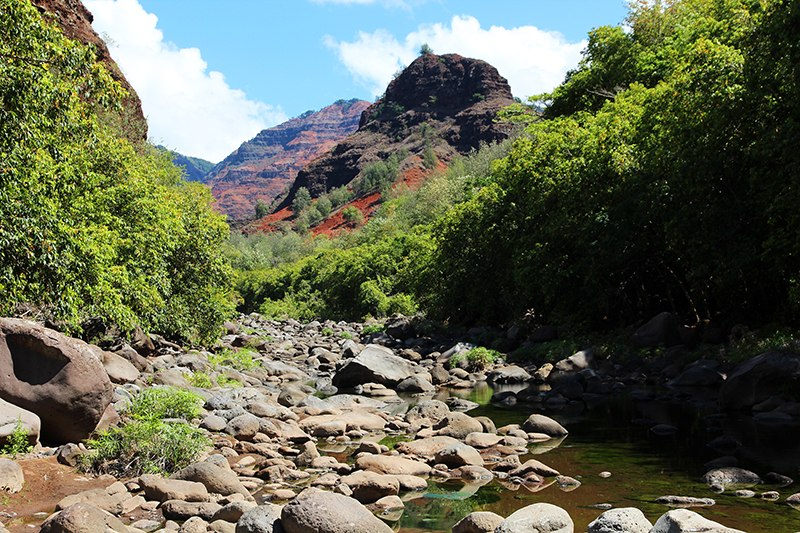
[[209, 348, 259, 372], [361, 324, 384, 336], [237, 0, 800, 340], [358, 150, 408, 195], [419, 43, 434, 55], [449, 347, 503, 371], [292, 187, 312, 214], [1, 417, 32, 458], [342, 206, 364, 223], [81, 387, 208, 476], [0, 0, 233, 342]]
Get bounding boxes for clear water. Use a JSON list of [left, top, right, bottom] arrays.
[[388, 382, 800, 532]]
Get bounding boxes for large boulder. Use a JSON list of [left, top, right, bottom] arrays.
[[171, 462, 252, 499], [235, 504, 284, 533], [39, 503, 127, 533], [332, 344, 416, 388], [521, 414, 568, 438], [0, 397, 40, 447], [650, 509, 745, 533], [630, 312, 681, 348], [280, 489, 393, 533], [0, 319, 114, 443], [587, 508, 652, 533], [494, 502, 574, 533], [452, 511, 504, 533], [718, 350, 800, 410]]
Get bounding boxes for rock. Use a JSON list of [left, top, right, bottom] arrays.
[[395, 435, 459, 456], [0, 458, 24, 493], [764, 472, 793, 486], [630, 312, 681, 348], [719, 350, 800, 410], [350, 475, 400, 504], [405, 400, 450, 425], [280, 489, 392, 533], [355, 454, 431, 476], [101, 350, 140, 384], [57, 443, 85, 467], [226, 414, 262, 441], [435, 412, 484, 439], [139, 475, 210, 503], [171, 462, 252, 499], [587, 507, 652, 533], [554, 350, 594, 372], [295, 441, 321, 467], [452, 511, 504, 533], [332, 344, 416, 388], [0, 318, 114, 443], [39, 503, 128, 533], [650, 509, 745, 533], [529, 326, 559, 343], [390, 474, 428, 491], [486, 366, 531, 384], [278, 386, 307, 407], [396, 376, 435, 393], [435, 442, 484, 468], [509, 459, 560, 478], [494, 502, 574, 533], [385, 317, 416, 341], [180, 516, 209, 533], [669, 364, 725, 387], [654, 496, 716, 506], [56, 488, 123, 515], [234, 504, 284, 533], [521, 414, 568, 437], [312, 420, 347, 437], [161, 500, 223, 521], [152, 368, 190, 388], [701, 467, 761, 487], [211, 500, 256, 524], [465, 432, 503, 448], [0, 398, 40, 447]]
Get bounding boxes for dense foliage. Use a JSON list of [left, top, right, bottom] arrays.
[[238, 0, 800, 334], [0, 0, 233, 341]]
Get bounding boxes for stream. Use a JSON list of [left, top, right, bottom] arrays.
[[369, 382, 800, 532]]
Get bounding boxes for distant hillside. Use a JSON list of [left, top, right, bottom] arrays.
[[205, 99, 370, 220], [269, 53, 515, 222], [157, 147, 215, 182]]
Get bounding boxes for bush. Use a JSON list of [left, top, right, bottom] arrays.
[[81, 387, 208, 476], [361, 324, 384, 336], [342, 206, 363, 223], [126, 386, 204, 421], [1, 417, 32, 458]]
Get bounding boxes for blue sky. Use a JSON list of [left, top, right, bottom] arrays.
[[83, 0, 630, 162]]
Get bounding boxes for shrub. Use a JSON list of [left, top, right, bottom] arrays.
[[1, 417, 32, 458], [361, 324, 384, 336], [339, 331, 353, 339], [81, 387, 208, 476], [321, 327, 334, 336], [127, 386, 204, 421], [464, 347, 502, 371], [342, 206, 363, 223], [209, 348, 259, 372]]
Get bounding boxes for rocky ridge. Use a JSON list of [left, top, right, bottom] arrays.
[[205, 100, 370, 220], [0, 313, 795, 533], [272, 53, 516, 213]]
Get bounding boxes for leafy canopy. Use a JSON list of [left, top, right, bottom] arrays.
[[0, 0, 234, 342]]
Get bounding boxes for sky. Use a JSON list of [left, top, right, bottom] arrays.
[[82, 0, 630, 163]]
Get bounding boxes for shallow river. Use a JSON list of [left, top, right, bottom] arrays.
[[380, 383, 800, 532]]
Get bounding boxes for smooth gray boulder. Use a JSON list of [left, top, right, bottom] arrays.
[[280, 489, 392, 533], [452, 511, 504, 533], [39, 503, 127, 533], [332, 344, 415, 388], [701, 467, 761, 487], [521, 414, 568, 437], [650, 509, 745, 533], [171, 462, 253, 499], [494, 502, 574, 533], [587, 507, 652, 533], [235, 504, 284, 533], [486, 365, 531, 384]]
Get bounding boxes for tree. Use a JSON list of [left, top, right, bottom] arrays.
[[254, 199, 269, 219], [292, 187, 312, 214], [419, 43, 434, 55], [342, 206, 363, 223], [0, 0, 234, 342]]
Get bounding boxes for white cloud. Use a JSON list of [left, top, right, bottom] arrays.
[[84, 0, 287, 162], [325, 15, 586, 100]]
